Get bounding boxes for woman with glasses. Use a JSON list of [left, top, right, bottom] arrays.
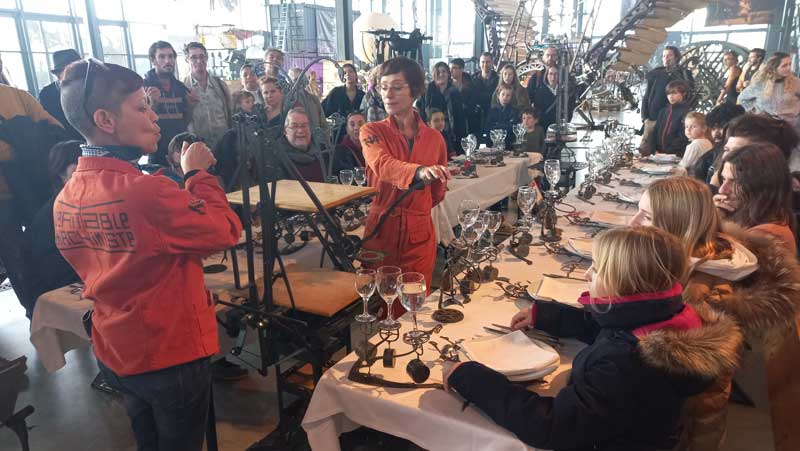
[[360, 57, 451, 318]]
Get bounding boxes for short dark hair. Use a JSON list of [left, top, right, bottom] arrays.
[[240, 63, 254, 74], [480, 52, 493, 60], [48, 140, 83, 189], [706, 103, 745, 129], [450, 58, 465, 69], [726, 113, 800, 159], [722, 143, 794, 230], [521, 106, 540, 119], [750, 48, 766, 59], [233, 90, 255, 105], [148, 41, 176, 60], [342, 63, 356, 73], [427, 107, 444, 118], [664, 45, 681, 61], [60, 60, 143, 139], [665, 80, 690, 97], [183, 41, 207, 56], [379, 56, 425, 98], [346, 111, 365, 122], [433, 61, 450, 77]]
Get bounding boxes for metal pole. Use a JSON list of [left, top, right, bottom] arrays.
[[335, 0, 353, 61], [84, 0, 104, 59]]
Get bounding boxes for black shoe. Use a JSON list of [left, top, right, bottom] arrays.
[[211, 358, 248, 381]]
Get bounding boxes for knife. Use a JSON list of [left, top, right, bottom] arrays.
[[483, 326, 562, 347]]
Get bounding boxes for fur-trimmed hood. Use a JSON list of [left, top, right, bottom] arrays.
[[684, 223, 800, 356], [637, 303, 743, 382]]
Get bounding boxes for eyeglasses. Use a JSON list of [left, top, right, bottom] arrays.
[[378, 83, 409, 94], [83, 58, 103, 127]]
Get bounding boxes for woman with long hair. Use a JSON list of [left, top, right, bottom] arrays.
[[444, 226, 741, 451], [714, 143, 796, 252], [416, 61, 467, 155], [631, 176, 800, 450], [739, 52, 800, 135], [715, 51, 742, 105], [491, 63, 530, 111]]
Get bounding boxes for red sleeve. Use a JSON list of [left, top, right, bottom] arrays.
[[360, 122, 422, 190], [148, 171, 243, 255], [430, 131, 448, 207]]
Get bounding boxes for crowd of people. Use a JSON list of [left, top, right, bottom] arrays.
[[0, 39, 798, 451]]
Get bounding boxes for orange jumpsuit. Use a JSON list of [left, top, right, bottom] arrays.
[[360, 112, 447, 318]]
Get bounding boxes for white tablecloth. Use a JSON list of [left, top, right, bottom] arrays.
[[434, 153, 541, 245], [301, 163, 654, 451]]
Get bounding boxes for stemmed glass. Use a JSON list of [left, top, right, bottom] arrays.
[[353, 167, 367, 186], [377, 266, 402, 329], [354, 268, 376, 322], [517, 186, 537, 231], [464, 214, 485, 261], [544, 159, 561, 195], [399, 272, 427, 339], [339, 170, 354, 185], [461, 135, 477, 160], [513, 123, 526, 146], [490, 129, 504, 151], [482, 210, 503, 250], [456, 199, 480, 245]]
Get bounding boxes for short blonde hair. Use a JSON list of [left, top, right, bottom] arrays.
[[593, 226, 687, 298], [647, 177, 730, 259]]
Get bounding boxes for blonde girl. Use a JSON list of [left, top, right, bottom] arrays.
[[679, 112, 714, 173]]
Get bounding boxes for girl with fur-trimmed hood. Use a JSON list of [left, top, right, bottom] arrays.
[[443, 227, 742, 451], [631, 176, 800, 451]]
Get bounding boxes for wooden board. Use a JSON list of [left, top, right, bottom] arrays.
[[624, 36, 659, 55], [227, 180, 376, 212], [632, 26, 668, 44], [618, 48, 653, 66], [225, 266, 359, 317]]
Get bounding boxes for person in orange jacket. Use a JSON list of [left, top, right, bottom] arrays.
[[54, 59, 242, 450], [360, 57, 451, 319]]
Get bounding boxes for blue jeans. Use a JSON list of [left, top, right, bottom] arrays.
[[98, 357, 211, 451]]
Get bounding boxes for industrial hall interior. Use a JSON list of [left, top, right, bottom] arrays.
[[2, 0, 799, 450]]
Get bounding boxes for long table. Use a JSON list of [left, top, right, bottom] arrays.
[[301, 165, 652, 450]]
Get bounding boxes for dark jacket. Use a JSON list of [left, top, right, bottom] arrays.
[[526, 68, 547, 102], [521, 126, 545, 153], [143, 69, 191, 166], [38, 82, 83, 142], [417, 81, 467, 152], [21, 196, 80, 317], [322, 85, 365, 118], [0, 115, 66, 225], [485, 104, 519, 148], [448, 285, 740, 451], [649, 102, 690, 156], [456, 73, 481, 136], [693, 141, 722, 183], [471, 71, 499, 140], [642, 66, 694, 121], [332, 135, 365, 174]]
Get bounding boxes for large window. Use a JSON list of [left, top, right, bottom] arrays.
[[27, 19, 79, 89], [0, 15, 28, 91]]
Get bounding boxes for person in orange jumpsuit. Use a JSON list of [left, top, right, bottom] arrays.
[[360, 56, 451, 319]]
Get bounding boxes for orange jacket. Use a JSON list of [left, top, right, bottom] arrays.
[[360, 112, 447, 304], [54, 156, 242, 376]]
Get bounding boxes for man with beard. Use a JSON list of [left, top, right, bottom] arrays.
[[143, 40, 197, 165], [526, 46, 557, 101], [693, 103, 745, 183], [737, 48, 765, 93], [471, 52, 499, 143], [182, 42, 231, 147], [640, 46, 693, 156], [278, 108, 326, 183]]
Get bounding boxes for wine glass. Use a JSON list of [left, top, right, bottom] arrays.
[[460, 136, 476, 159], [490, 129, 504, 150], [354, 268, 376, 322], [464, 215, 485, 261], [482, 210, 503, 250], [513, 123, 526, 146], [497, 129, 507, 151], [377, 266, 402, 329], [544, 159, 561, 195], [456, 199, 480, 245], [353, 167, 367, 186], [399, 272, 427, 339], [517, 186, 536, 231], [339, 169, 354, 185]]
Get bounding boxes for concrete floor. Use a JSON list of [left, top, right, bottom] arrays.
[[0, 268, 776, 451]]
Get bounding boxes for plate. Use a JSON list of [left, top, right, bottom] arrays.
[[535, 277, 587, 308], [640, 164, 674, 175], [463, 330, 560, 376], [566, 237, 593, 258], [589, 210, 634, 227], [507, 364, 559, 382], [651, 154, 680, 163]]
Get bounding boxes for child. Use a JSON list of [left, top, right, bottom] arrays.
[[427, 108, 456, 158], [520, 107, 545, 154], [444, 226, 739, 451], [233, 90, 255, 114], [486, 84, 519, 148], [164, 132, 202, 187], [678, 111, 714, 174], [647, 80, 691, 156]]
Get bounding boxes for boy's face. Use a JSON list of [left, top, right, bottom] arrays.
[[522, 113, 537, 130], [240, 96, 254, 113], [666, 91, 684, 104], [430, 112, 446, 131], [498, 89, 513, 106]]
